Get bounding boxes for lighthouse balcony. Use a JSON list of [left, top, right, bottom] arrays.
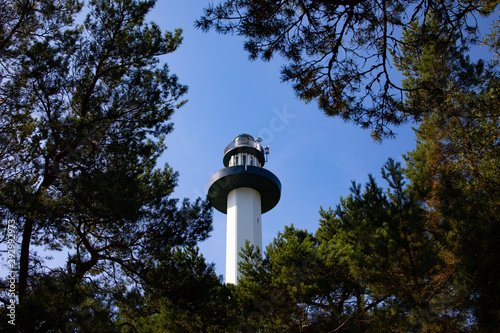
[[207, 165, 281, 214]]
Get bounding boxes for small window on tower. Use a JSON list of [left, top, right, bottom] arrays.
[[242, 155, 246, 165]]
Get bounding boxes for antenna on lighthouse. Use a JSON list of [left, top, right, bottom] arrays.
[[265, 146, 270, 162]]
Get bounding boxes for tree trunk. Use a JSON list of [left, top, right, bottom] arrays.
[[18, 216, 34, 303]]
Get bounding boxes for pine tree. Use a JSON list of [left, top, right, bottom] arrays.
[[116, 247, 237, 332], [236, 160, 478, 331], [399, 17, 500, 330], [319, 160, 466, 331], [237, 226, 379, 332], [0, 1, 213, 330]]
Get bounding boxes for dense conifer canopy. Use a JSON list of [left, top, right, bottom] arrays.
[[0, 1, 214, 331]]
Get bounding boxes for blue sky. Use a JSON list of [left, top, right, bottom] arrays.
[[149, 1, 419, 279]]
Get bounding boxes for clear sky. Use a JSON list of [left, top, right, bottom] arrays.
[[149, 1, 419, 280]]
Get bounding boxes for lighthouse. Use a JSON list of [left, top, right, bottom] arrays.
[[207, 134, 281, 284]]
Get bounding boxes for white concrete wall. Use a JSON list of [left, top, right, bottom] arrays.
[[226, 187, 262, 284]]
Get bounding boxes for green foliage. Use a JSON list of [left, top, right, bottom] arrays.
[[236, 160, 476, 332], [396, 14, 500, 330], [320, 160, 469, 331], [117, 247, 237, 332], [17, 273, 118, 332], [197, 0, 499, 139], [0, 0, 213, 331], [236, 226, 377, 332]]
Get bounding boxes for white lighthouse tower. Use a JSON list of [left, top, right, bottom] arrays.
[[207, 134, 281, 284]]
